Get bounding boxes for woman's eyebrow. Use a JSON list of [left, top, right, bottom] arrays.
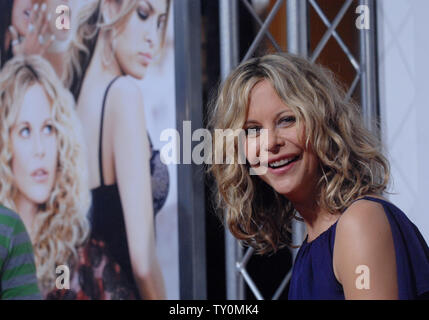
[[11, 120, 29, 131], [14, 120, 29, 126], [43, 118, 53, 124], [275, 109, 293, 118], [244, 120, 259, 126], [245, 109, 292, 125]]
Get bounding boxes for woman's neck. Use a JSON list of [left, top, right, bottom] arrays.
[[84, 32, 123, 82], [15, 195, 38, 239], [288, 185, 341, 243]]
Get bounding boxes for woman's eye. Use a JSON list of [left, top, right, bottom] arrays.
[[245, 127, 261, 136], [279, 116, 296, 126], [137, 6, 150, 20], [42, 124, 54, 135], [19, 127, 30, 138]]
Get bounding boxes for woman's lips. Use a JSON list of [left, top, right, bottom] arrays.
[[138, 53, 152, 66], [31, 169, 49, 183], [267, 156, 300, 175]]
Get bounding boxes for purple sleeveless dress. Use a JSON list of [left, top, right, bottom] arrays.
[[288, 196, 429, 299]]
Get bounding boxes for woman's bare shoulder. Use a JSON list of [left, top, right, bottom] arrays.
[[333, 194, 398, 298], [333, 193, 395, 275], [107, 76, 144, 115], [105, 77, 145, 124], [336, 194, 391, 237]]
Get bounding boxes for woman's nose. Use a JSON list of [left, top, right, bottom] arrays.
[[144, 19, 159, 48], [33, 134, 45, 158], [264, 129, 284, 153]]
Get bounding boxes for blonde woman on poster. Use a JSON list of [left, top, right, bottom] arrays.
[[0, 55, 138, 299], [0, 55, 89, 296], [72, 0, 171, 299]]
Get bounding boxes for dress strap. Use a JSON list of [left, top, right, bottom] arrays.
[[341, 196, 371, 213], [98, 76, 121, 187], [147, 132, 154, 149]]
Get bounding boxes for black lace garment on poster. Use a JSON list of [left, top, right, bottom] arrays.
[[82, 77, 169, 299]]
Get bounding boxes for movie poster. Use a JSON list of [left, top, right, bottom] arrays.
[[0, 0, 178, 299]]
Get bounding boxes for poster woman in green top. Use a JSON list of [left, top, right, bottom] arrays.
[[0, 204, 41, 300], [0, 55, 90, 295]]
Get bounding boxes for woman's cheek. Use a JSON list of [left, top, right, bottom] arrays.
[[11, 140, 29, 189], [48, 137, 58, 169], [245, 137, 259, 165]]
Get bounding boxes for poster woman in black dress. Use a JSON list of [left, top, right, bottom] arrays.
[[74, 0, 170, 299]]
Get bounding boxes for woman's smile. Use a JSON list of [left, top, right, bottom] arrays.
[[266, 153, 301, 175]]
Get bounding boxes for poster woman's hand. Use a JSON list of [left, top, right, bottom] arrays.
[[9, 3, 55, 57]]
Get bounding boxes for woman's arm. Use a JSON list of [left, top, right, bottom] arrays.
[[109, 77, 166, 299], [333, 199, 398, 299]]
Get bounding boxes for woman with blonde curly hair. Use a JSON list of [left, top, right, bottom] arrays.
[[0, 54, 138, 300], [209, 53, 429, 300], [0, 54, 90, 295]]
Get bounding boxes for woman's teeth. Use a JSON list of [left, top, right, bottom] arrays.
[[268, 156, 299, 168]]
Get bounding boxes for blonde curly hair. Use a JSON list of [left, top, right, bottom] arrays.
[[208, 53, 390, 254], [0, 55, 90, 290]]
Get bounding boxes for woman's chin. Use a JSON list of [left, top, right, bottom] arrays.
[[272, 184, 296, 198], [26, 191, 51, 206], [127, 67, 146, 80]]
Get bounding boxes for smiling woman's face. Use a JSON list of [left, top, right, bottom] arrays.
[[243, 79, 321, 200], [12, 0, 33, 37], [11, 83, 58, 206]]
